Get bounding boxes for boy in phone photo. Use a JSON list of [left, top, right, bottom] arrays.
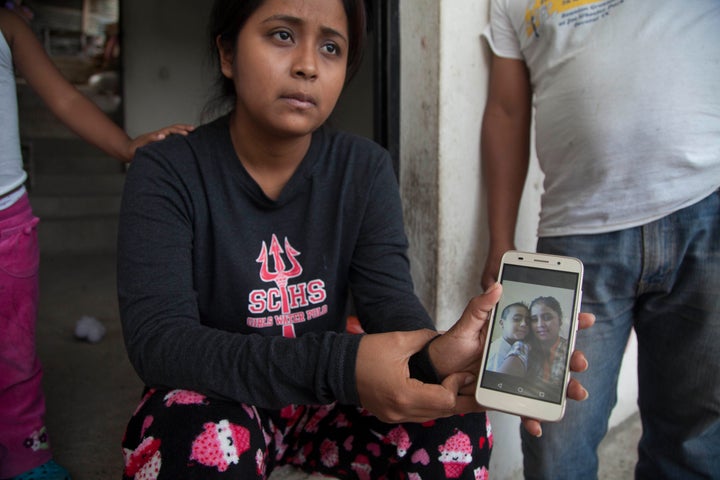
[[486, 302, 531, 377]]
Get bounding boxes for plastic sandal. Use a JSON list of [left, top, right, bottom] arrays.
[[10, 460, 71, 480]]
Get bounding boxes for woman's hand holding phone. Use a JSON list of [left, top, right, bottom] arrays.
[[425, 262, 593, 435]]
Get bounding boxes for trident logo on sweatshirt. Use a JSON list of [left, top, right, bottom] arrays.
[[247, 234, 328, 337]]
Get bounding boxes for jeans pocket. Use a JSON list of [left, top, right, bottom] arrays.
[[0, 216, 40, 278]]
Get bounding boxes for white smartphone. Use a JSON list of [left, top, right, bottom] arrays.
[[475, 250, 584, 422]]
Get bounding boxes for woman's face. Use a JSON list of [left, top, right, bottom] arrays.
[[530, 302, 561, 347], [500, 305, 530, 343], [219, 0, 349, 138]]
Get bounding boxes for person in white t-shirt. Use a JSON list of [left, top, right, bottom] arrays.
[[479, 0, 720, 478]]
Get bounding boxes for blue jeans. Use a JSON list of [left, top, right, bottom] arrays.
[[521, 190, 720, 480]]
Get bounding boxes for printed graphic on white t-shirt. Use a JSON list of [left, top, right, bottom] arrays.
[[523, 0, 625, 38]]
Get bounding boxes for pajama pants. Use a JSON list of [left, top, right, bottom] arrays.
[[0, 193, 52, 478], [121, 388, 492, 480]]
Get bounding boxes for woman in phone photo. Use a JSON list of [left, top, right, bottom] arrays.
[[527, 296, 569, 388]]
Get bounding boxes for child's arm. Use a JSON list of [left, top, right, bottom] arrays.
[[0, 9, 193, 162]]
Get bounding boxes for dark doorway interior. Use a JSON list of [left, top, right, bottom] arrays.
[[329, 0, 400, 175], [370, 0, 400, 174], [14, 0, 122, 132], [17, 0, 400, 174]]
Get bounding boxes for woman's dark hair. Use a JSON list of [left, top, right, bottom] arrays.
[[203, 0, 367, 120], [529, 296, 563, 324]]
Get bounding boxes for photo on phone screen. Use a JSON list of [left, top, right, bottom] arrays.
[[476, 251, 583, 420]]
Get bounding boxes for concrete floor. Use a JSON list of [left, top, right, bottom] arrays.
[[36, 253, 641, 479]]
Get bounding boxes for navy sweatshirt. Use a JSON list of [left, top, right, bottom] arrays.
[[117, 116, 434, 408]]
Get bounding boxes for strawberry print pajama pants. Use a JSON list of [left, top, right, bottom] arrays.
[[121, 388, 492, 479]]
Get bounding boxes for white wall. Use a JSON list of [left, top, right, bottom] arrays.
[[398, 0, 441, 315], [122, 1, 213, 137], [400, 1, 638, 478]]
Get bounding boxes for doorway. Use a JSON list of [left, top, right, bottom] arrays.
[[15, 0, 123, 135], [328, 0, 401, 174], [12, 0, 127, 255], [119, 0, 400, 174]]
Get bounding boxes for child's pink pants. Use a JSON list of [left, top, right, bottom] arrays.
[[0, 193, 52, 477]]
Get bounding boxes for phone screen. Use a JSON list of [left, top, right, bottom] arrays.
[[480, 264, 581, 405]]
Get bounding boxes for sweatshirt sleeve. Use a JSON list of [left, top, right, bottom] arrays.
[[117, 141, 362, 407], [348, 156, 435, 334]]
